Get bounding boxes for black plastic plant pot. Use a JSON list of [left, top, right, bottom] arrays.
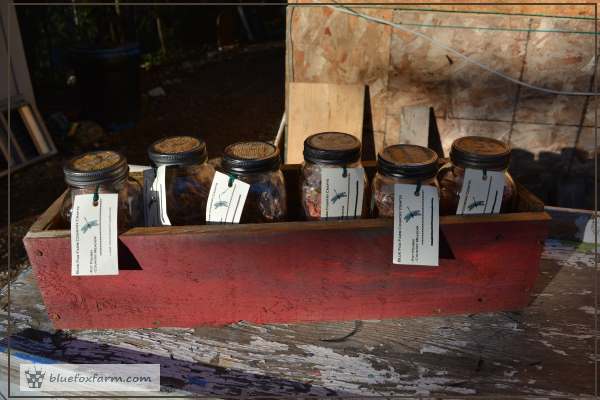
[[69, 43, 141, 132]]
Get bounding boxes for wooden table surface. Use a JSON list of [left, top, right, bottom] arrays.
[[0, 207, 597, 398]]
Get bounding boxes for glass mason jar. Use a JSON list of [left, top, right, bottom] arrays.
[[300, 132, 368, 220], [148, 136, 215, 225], [220, 141, 287, 223], [437, 136, 516, 215], [60, 150, 143, 232], [372, 144, 440, 218]]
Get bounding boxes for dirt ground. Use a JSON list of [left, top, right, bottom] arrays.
[[1, 42, 285, 281]]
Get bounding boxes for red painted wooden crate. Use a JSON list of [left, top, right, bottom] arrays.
[[23, 163, 550, 329]]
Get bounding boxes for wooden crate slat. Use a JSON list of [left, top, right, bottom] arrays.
[[0, 110, 26, 161], [23, 164, 551, 329], [0, 95, 57, 176], [17, 104, 51, 154], [0, 121, 12, 164], [29, 102, 57, 153]]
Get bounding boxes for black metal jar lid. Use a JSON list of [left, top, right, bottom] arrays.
[[303, 132, 361, 165], [64, 150, 129, 187], [450, 136, 511, 170], [148, 136, 208, 166], [221, 141, 281, 174], [377, 144, 439, 180]]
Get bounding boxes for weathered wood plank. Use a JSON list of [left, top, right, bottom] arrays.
[[23, 211, 549, 329], [1, 227, 596, 397]]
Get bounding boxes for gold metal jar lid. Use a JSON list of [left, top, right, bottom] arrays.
[[148, 136, 208, 166], [377, 144, 438, 179], [64, 150, 128, 186], [303, 132, 361, 165], [222, 141, 281, 174], [450, 136, 511, 170]]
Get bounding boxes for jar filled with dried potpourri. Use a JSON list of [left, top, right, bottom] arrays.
[[216, 141, 287, 224], [60, 150, 143, 232], [437, 136, 516, 215], [371, 144, 439, 218], [147, 136, 215, 226], [300, 132, 368, 220]]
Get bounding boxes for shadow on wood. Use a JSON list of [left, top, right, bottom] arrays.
[[2, 328, 345, 397]]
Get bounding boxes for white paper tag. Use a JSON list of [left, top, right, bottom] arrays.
[[143, 166, 171, 226], [206, 171, 250, 223], [320, 167, 365, 219], [128, 164, 152, 173], [582, 214, 600, 244], [71, 194, 119, 276], [456, 168, 505, 215], [393, 184, 439, 266]]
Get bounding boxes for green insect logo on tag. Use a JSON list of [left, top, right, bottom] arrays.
[[467, 197, 485, 211], [80, 217, 98, 234], [331, 189, 347, 204], [404, 207, 421, 222], [213, 190, 230, 209], [213, 200, 229, 209]]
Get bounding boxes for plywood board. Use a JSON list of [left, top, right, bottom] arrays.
[[286, 4, 393, 156], [286, 82, 365, 164], [391, 106, 444, 156], [286, 2, 597, 157], [515, 18, 595, 127]]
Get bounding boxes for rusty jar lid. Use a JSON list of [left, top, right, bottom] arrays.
[[450, 136, 511, 170], [222, 141, 281, 174], [64, 150, 129, 187], [148, 136, 208, 166], [377, 144, 439, 180], [303, 132, 361, 165]]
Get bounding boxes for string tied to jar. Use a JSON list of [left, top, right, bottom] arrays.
[[414, 180, 422, 197], [92, 184, 100, 207]]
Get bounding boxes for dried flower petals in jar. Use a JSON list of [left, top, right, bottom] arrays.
[[437, 136, 516, 215], [300, 132, 368, 220], [219, 141, 287, 223], [372, 144, 439, 218], [147, 136, 215, 225], [60, 150, 143, 232]]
